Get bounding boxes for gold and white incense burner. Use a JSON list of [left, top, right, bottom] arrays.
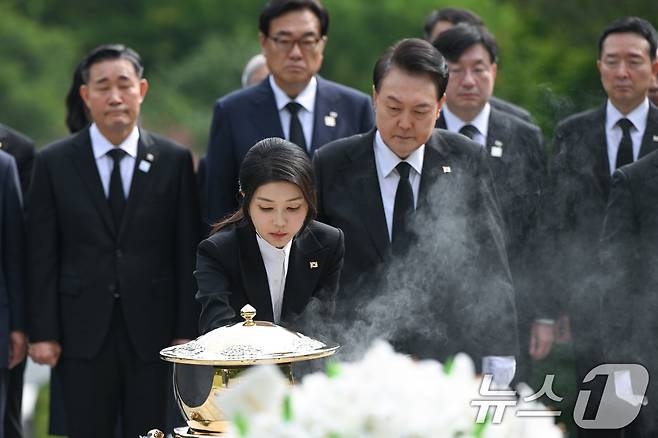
[[156, 305, 339, 437]]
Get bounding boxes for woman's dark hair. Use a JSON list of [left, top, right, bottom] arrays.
[[65, 60, 90, 133], [210, 137, 317, 234]]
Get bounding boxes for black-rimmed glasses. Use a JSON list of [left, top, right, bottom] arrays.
[[267, 35, 325, 53]]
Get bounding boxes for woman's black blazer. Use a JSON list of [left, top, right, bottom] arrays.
[[195, 220, 344, 334]]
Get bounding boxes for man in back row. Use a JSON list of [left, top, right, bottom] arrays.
[[433, 23, 554, 382], [204, 0, 374, 224], [548, 16, 658, 438], [423, 7, 532, 122]]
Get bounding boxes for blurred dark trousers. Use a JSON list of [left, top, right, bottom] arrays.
[[4, 360, 25, 438], [59, 304, 167, 438]]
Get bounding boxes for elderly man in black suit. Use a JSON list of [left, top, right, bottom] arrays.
[[0, 150, 26, 438], [432, 24, 553, 382], [313, 38, 518, 383], [26, 44, 200, 438], [204, 0, 374, 224], [0, 124, 33, 438], [547, 16, 658, 438]]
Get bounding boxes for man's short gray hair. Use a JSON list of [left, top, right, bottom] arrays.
[[241, 54, 268, 88]]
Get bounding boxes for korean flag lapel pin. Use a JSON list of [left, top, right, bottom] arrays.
[[653, 134, 658, 143], [491, 140, 503, 158], [324, 111, 337, 128], [309, 260, 319, 269], [442, 165, 451, 174], [139, 152, 155, 173]]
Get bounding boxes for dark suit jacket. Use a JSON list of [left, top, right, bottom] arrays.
[[195, 220, 344, 334], [547, 103, 658, 374], [204, 75, 375, 223], [548, 104, 658, 315], [0, 151, 24, 368], [438, 108, 550, 321], [0, 123, 35, 196], [490, 96, 532, 123], [313, 128, 518, 365], [26, 127, 200, 360], [600, 150, 658, 432]]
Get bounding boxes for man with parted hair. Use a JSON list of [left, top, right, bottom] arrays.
[[314, 38, 518, 384], [547, 16, 658, 438], [204, 0, 374, 225], [27, 44, 200, 438], [423, 6, 532, 123], [433, 23, 552, 383]]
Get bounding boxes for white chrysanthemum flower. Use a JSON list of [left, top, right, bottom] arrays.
[[221, 340, 563, 438], [217, 364, 287, 420]]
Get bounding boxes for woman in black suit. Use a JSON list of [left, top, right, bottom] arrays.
[[195, 137, 344, 334]]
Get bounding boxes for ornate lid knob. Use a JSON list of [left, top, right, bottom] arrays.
[[240, 304, 257, 326]]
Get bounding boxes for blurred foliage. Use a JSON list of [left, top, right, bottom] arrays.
[[0, 0, 656, 152]]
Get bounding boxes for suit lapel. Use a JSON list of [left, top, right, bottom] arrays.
[[418, 131, 451, 211], [117, 130, 152, 241], [68, 129, 116, 236], [281, 227, 327, 317], [343, 131, 390, 260], [236, 224, 275, 322], [311, 76, 338, 153], [486, 108, 510, 156], [249, 79, 285, 140], [639, 104, 658, 158], [587, 106, 611, 196]]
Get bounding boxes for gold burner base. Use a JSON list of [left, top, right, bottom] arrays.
[[174, 426, 224, 437]]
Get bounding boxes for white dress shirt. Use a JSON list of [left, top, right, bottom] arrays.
[[270, 75, 317, 152], [90, 123, 139, 198], [605, 98, 649, 175], [256, 233, 292, 324], [442, 103, 491, 147], [373, 130, 424, 242]]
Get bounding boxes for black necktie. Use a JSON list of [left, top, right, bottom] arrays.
[[286, 102, 307, 152], [459, 124, 479, 140], [392, 162, 414, 246], [615, 118, 634, 169], [107, 148, 127, 227]]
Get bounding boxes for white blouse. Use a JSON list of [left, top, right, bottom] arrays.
[[255, 233, 292, 324]]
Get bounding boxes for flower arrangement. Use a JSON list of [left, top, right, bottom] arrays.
[[218, 341, 563, 438]]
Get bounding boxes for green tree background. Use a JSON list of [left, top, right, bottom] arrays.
[[1, 0, 657, 153]]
